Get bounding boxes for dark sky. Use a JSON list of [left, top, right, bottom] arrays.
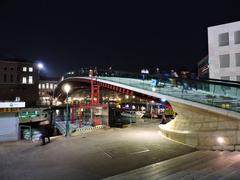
[[0, 1, 240, 76]]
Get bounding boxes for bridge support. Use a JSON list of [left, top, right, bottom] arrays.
[[159, 102, 240, 150], [91, 78, 100, 104]]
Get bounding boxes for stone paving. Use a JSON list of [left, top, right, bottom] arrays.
[[0, 120, 194, 180]]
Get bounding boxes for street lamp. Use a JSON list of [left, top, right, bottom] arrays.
[[38, 63, 44, 69], [63, 83, 71, 136]]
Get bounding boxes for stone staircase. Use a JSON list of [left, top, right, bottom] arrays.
[[104, 151, 240, 180]]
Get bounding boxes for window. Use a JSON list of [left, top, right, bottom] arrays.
[[29, 67, 33, 72], [234, 31, 240, 44], [221, 76, 230, 80], [54, 84, 57, 89], [4, 74, 7, 82], [10, 67, 14, 71], [219, 54, 230, 68], [237, 76, 240, 82], [22, 77, 27, 84], [10, 74, 13, 82], [42, 83, 45, 89], [23, 67, 27, 72], [46, 83, 49, 89], [50, 83, 53, 89], [218, 33, 229, 46], [17, 74, 19, 82], [28, 76, 33, 84], [235, 53, 240, 66], [39, 84, 41, 89]]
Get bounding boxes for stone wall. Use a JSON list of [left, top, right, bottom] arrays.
[[159, 101, 240, 150]]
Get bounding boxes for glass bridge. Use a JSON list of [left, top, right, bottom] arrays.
[[62, 70, 240, 113]]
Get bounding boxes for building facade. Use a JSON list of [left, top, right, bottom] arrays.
[[39, 77, 59, 106], [208, 21, 240, 81], [0, 58, 39, 107]]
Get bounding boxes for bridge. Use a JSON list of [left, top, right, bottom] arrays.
[[54, 70, 240, 150]]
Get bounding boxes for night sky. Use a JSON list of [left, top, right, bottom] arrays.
[[0, 1, 240, 76]]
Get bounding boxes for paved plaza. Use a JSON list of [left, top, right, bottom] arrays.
[[0, 120, 194, 180]]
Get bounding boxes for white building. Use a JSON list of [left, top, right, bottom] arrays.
[[208, 21, 240, 82]]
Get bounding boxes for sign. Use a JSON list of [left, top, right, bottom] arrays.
[[151, 79, 157, 87], [0, 102, 25, 108], [0, 108, 20, 113]]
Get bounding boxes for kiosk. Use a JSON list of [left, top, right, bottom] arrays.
[[0, 102, 25, 142]]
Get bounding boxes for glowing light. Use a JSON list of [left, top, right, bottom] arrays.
[[161, 98, 167, 102], [125, 95, 129, 99], [151, 100, 155, 103], [217, 137, 225, 144], [37, 63, 44, 69], [132, 105, 136, 109], [132, 96, 135, 99], [152, 87, 156, 92], [63, 84, 71, 94]]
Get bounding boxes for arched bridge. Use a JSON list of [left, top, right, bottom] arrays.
[[54, 71, 240, 150]]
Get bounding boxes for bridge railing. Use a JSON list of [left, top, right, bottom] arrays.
[[59, 69, 240, 113], [96, 76, 240, 113]]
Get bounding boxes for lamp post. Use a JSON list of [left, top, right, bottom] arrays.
[[63, 83, 71, 136]]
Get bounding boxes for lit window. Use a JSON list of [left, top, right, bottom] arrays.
[[23, 67, 27, 72], [50, 83, 53, 89], [54, 84, 57, 89], [28, 76, 33, 84], [39, 84, 41, 89], [46, 83, 49, 89], [29, 67, 33, 72], [42, 84, 45, 89], [219, 54, 230, 68], [22, 77, 27, 84], [218, 33, 229, 46]]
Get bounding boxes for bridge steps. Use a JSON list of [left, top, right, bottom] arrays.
[[104, 151, 240, 180]]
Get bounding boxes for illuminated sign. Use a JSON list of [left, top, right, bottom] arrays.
[[0, 102, 25, 108], [0, 108, 20, 113]]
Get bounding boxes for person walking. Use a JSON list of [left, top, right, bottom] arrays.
[[39, 120, 51, 145], [160, 110, 167, 124]]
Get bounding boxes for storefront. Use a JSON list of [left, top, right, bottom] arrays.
[[0, 102, 25, 142]]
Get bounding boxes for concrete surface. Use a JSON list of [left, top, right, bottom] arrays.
[[0, 120, 194, 180], [105, 150, 240, 180]]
